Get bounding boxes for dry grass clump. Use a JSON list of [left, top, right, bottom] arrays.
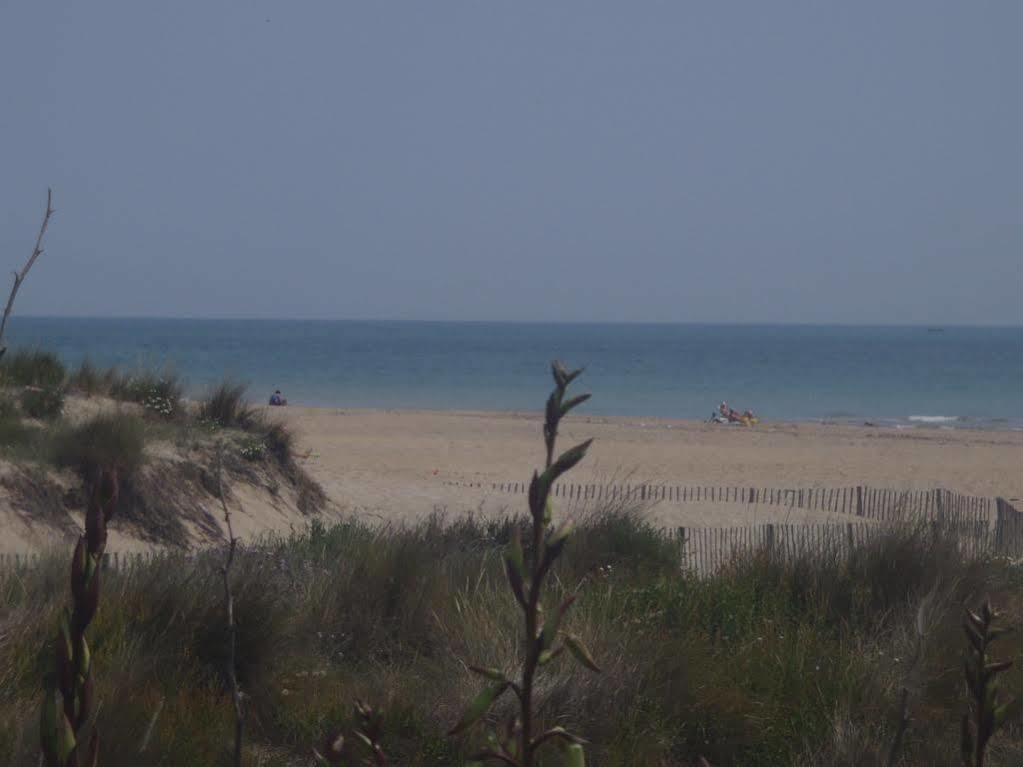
[[200, 380, 257, 429], [67, 359, 117, 397], [50, 412, 146, 479], [0, 348, 66, 389], [19, 386, 65, 420]]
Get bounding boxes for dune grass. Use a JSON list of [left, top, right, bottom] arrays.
[[49, 411, 147, 478], [200, 380, 258, 429], [2, 509, 1020, 766], [0, 348, 66, 389]]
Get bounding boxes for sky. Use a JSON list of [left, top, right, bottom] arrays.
[[1, 2, 1020, 325]]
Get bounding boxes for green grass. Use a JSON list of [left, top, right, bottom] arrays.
[[18, 386, 64, 419], [0, 348, 66, 389], [199, 379, 257, 429], [3, 511, 1020, 766], [49, 411, 147, 478], [0, 397, 34, 451], [68, 358, 118, 396]]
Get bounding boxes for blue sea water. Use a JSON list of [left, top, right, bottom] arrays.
[[6, 318, 1023, 428]]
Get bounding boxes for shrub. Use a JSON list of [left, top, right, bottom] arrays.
[[109, 369, 183, 415], [239, 438, 267, 461], [0, 348, 66, 388], [19, 386, 64, 419], [51, 412, 146, 477], [69, 358, 117, 396], [261, 420, 295, 464], [200, 380, 257, 429], [0, 397, 32, 448]]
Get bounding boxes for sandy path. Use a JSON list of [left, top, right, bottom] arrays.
[[277, 408, 1023, 526]]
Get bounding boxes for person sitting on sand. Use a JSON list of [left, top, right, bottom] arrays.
[[269, 389, 287, 406]]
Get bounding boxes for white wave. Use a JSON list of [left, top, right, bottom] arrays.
[[907, 415, 959, 424]]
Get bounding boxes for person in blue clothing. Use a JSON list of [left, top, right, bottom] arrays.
[[269, 389, 287, 406]]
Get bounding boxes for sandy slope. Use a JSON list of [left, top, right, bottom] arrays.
[[277, 407, 1023, 527]]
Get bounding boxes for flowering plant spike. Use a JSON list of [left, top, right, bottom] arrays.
[[452, 361, 598, 767], [41, 469, 118, 767]]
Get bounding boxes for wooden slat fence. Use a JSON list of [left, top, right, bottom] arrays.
[[675, 519, 996, 577], [4, 498, 1018, 575], [0, 550, 180, 572], [470, 481, 993, 525]]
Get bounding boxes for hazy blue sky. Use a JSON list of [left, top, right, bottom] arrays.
[[2, 2, 1020, 324]]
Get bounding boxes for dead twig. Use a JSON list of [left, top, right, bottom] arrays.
[[137, 696, 165, 754], [0, 189, 54, 358], [217, 447, 244, 767]]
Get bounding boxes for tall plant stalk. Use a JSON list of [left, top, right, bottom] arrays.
[[217, 449, 244, 767], [450, 361, 598, 767], [40, 469, 119, 767], [961, 600, 1020, 767]]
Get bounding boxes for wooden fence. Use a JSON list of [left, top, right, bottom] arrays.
[[3, 495, 1019, 576], [676, 520, 988, 576], [0, 549, 180, 572], [457, 481, 993, 525]]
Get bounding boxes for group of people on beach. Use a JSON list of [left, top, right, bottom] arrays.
[[712, 401, 758, 426]]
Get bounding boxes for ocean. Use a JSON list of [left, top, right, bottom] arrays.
[[6, 318, 1023, 428]]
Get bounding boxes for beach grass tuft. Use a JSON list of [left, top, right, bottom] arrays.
[[50, 411, 147, 478], [200, 379, 258, 429], [0, 348, 66, 389]]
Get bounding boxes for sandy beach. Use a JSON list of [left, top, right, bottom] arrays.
[[279, 407, 1023, 528], [5, 407, 1021, 554]]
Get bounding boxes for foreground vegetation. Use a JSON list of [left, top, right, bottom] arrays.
[[2, 507, 1022, 766]]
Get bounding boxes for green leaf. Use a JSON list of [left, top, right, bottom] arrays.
[[984, 659, 1013, 680], [964, 622, 984, 654], [79, 634, 91, 677], [83, 732, 100, 767], [531, 726, 584, 750], [548, 521, 575, 549], [468, 666, 509, 683], [551, 361, 583, 390], [40, 685, 76, 766], [448, 683, 509, 735], [507, 527, 524, 575], [541, 595, 577, 650], [542, 521, 575, 568], [564, 634, 601, 673], [966, 608, 985, 632], [560, 393, 591, 417], [504, 556, 527, 608], [548, 440, 594, 482], [994, 696, 1023, 731], [529, 470, 550, 521]]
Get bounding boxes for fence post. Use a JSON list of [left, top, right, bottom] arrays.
[[856, 486, 864, 517], [765, 524, 776, 557]]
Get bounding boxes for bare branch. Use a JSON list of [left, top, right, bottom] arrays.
[[0, 189, 55, 358], [138, 696, 165, 753], [217, 447, 244, 767]]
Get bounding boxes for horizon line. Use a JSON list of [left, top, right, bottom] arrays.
[[12, 314, 1023, 329]]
